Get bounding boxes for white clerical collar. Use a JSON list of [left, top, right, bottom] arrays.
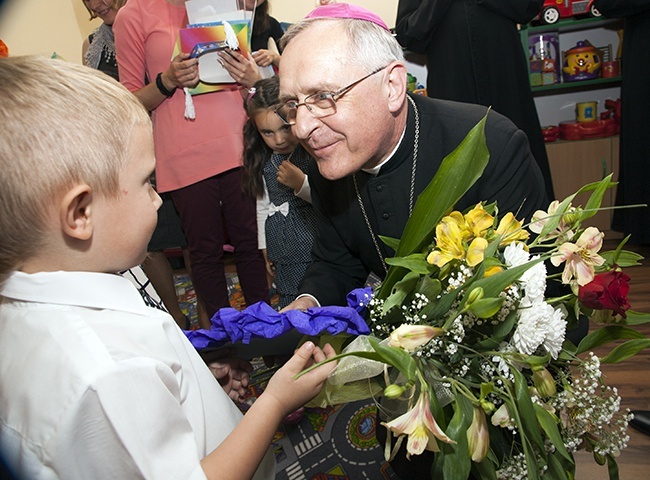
[[360, 122, 407, 175]]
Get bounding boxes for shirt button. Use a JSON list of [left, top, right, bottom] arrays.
[[382, 213, 389, 220]]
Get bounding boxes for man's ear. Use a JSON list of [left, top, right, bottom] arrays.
[[60, 184, 95, 241], [385, 62, 408, 113]]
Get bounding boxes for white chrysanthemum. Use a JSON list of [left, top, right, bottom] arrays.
[[504, 243, 547, 307], [519, 259, 547, 307], [503, 242, 529, 267], [543, 307, 567, 359], [512, 301, 554, 355]]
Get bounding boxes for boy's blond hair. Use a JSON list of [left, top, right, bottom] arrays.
[[0, 55, 151, 275]]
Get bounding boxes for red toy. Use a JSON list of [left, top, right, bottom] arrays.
[[537, 0, 601, 25]]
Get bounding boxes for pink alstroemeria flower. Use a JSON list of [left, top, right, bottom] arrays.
[[382, 390, 456, 457], [388, 324, 445, 352], [551, 227, 605, 286]]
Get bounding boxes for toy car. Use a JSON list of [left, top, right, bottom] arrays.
[[537, 0, 601, 24]]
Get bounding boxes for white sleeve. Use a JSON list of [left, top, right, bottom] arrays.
[[257, 178, 270, 249], [294, 175, 312, 203]]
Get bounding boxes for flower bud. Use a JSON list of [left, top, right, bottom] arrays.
[[532, 366, 556, 398], [466, 287, 484, 306], [491, 403, 513, 428], [467, 406, 490, 462], [384, 384, 406, 399], [388, 324, 444, 352]]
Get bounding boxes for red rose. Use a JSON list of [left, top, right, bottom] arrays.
[[578, 269, 631, 318]]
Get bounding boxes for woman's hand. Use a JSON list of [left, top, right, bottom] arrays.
[[218, 49, 262, 88], [163, 52, 200, 90], [252, 48, 280, 68]]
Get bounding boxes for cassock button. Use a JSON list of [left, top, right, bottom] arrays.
[[382, 213, 389, 220], [376, 185, 383, 192]]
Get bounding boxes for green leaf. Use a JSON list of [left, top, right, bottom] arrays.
[[576, 325, 647, 355], [535, 405, 572, 463], [440, 395, 473, 480], [600, 339, 650, 364], [582, 174, 615, 221], [382, 271, 420, 314], [600, 250, 644, 268], [468, 297, 505, 319], [367, 337, 418, 382], [471, 458, 497, 480], [384, 253, 431, 274], [619, 310, 650, 325], [511, 368, 546, 455], [607, 454, 620, 480], [458, 258, 544, 312], [378, 113, 489, 299], [378, 234, 400, 252], [416, 275, 442, 300], [541, 449, 572, 480]]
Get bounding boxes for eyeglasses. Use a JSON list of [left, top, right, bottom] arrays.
[[275, 65, 389, 126]]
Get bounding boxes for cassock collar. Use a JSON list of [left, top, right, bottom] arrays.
[[364, 94, 417, 177]]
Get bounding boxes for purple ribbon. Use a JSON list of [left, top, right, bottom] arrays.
[[184, 287, 373, 350]]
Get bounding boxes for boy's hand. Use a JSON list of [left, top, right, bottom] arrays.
[[277, 161, 305, 193], [264, 342, 337, 415]]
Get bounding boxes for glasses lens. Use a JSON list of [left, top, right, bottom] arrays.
[[276, 103, 296, 125], [306, 93, 337, 118]]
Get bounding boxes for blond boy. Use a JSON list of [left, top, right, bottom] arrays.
[[0, 56, 335, 480]]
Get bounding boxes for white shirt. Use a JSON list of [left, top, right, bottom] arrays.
[[0, 271, 275, 480]]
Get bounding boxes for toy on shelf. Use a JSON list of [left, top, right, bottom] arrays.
[[529, 32, 560, 86], [562, 40, 601, 82], [535, 0, 601, 25]]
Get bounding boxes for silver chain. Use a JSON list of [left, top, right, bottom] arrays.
[[353, 95, 420, 274]]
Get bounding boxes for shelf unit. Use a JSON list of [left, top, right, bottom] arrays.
[[520, 18, 624, 234], [520, 16, 624, 95]]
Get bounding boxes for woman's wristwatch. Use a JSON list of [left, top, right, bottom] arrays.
[[155, 72, 176, 97]]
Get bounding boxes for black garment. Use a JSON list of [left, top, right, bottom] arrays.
[[87, 28, 118, 81], [395, 0, 555, 201], [594, 0, 650, 245], [250, 15, 284, 53], [299, 93, 548, 307]]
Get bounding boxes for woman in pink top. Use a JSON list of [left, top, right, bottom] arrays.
[[114, 0, 269, 316]]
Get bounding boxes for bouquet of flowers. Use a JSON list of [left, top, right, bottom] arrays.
[[299, 115, 650, 480]]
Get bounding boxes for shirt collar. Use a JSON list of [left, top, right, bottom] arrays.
[[1, 271, 151, 316]]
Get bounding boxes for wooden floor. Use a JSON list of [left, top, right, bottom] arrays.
[[574, 241, 650, 479]]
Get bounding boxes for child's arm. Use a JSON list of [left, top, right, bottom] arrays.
[[294, 175, 311, 204], [200, 341, 336, 480], [277, 161, 307, 197]]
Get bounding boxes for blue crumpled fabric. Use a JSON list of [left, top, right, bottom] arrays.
[[184, 287, 373, 350]]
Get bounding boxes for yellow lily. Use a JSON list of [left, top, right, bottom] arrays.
[[427, 216, 466, 267], [382, 390, 456, 458], [495, 212, 529, 246], [464, 203, 494, 238], [427, 214, 488, 268]]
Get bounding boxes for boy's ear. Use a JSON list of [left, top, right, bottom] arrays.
[[385, 62, 408, 114], [60, 184, 95, 241]]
